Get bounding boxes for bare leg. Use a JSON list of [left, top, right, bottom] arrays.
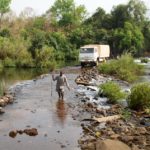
[[58, 92, 61, 99], [60, 91, 64, 100]]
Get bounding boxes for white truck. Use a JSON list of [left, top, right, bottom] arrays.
[[79, 44, 110, 67]]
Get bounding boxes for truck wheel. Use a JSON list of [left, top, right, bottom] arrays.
[[81, 62, 85, 67]]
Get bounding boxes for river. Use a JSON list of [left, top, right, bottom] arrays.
[[0, 61, 79, 95], [0, 60, 149, 150]]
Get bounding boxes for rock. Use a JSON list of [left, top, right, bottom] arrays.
[[133, 136, 147, 146], [24, 128, 38, 136], [0, 99, 6, 106], [131, 145, 140, 150], [3, 97, 9, 103], [0, 107, 5, 114], [140, 118, 150, 126], [9, 130, 17, 138], [110, 134, 120, 140], [119, 135, 134, 143], [96, 139, 131, 150], [136, 127, 147, 134], [81, 142, 95, 150], [17, 130, 24, 134]]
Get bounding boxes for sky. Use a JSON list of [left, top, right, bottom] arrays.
[[10, 0, 150, 16]]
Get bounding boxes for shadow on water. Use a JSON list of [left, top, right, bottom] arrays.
[[56, 100, 68, 126]]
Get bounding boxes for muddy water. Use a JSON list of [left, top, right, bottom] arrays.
[[0, 67, 82, 150]]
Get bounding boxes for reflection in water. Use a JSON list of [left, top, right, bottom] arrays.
[[56, 100, 68, 126]]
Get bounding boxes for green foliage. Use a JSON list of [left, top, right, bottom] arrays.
[[0, 28, 10, 37], [28, 28, 46, 58], [0, 0, 149, 69], [98, 53, 144, 82], [34, 45, 56, 69], [121, 109, 131, 120], [0, 37, 15, 59], [0, 60, 3, 69], [141, 57, 149, 63], [0, 0, 11, 16], [48, 0, 87, 27], [112, 22, 144, 55], [65, 49, 79, 60], [127, 0, 147, 26], [100, 81, 126, 104], [111, 4, 130, 28], [128, 83, 150, 110], [3, 57, 15, 67], [46, 32, 70, 52]]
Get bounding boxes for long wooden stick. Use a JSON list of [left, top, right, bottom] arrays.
[[51, 76, 53, 96]]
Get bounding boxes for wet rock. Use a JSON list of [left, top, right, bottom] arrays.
[[131, 145, 140, 150], [81, 142, 95, 150], [119, 135, 134, 144], [9, 130, 17, 138], [140, 117, 150, 126], [60, 144, 66, 148], [0, 99, 6, 107], [133, 136, 147, 146], [110, 134, 120, 140], [136, 127, 147, 134], [24, 128, 38, 136], [0, 107, 5, 114], [17, 130, 24, 134], [96, 139, 131, 150]]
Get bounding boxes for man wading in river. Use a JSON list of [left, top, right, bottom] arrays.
[[52, 71, 70, 100]]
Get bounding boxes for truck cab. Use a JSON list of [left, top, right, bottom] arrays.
[[79, 46, 98, 67], [79, 44, 110, 67]]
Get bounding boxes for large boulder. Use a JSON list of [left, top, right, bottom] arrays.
[[96, 139, 131, 150]]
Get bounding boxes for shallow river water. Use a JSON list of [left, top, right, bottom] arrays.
[[0, 60, 150, 150], [0, 67, 82, 150]]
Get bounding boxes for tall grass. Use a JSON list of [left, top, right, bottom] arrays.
[[128, 83, 150, 110], [98, 53, 144, 82], [100, 81, 126, 104]]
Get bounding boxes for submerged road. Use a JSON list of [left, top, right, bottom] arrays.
[[0, 67, 82, 150]]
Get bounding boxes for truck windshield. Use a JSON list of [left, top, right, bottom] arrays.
[[80, 48, 94, 53]]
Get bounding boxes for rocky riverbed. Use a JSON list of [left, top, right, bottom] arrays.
[[0, 65, 150, 150], [74, 67, 150, 150]]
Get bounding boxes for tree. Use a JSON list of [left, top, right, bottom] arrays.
[[111, 4, 130, 28], [85, 7, 106, 29], [0, 0, 11, 26], [142, 20, 150, 53], [46, 0, 87, 28], [112, 22, 144, 56], [127, 0, 147, 26]]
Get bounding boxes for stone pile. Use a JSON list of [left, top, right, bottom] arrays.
[[75, 68, 99, 86], [79, 104, 150, 150], [9, 128, 38, 138], [0, 94, 14, 114]]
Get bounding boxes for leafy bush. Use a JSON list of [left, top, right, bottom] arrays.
[[141, 57, 149, 63], [100, 81, 126, 104], [0, 61, 3, 71], [98, 53, 144, 82], [35, 46, 56, 69], [3, 57, 16, 67], [128, 83, 150, 110]]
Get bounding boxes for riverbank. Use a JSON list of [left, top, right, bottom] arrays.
[[74, 67, 150, 150]]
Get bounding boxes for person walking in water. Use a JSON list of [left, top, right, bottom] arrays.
[[52, 71, 70, 100]]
